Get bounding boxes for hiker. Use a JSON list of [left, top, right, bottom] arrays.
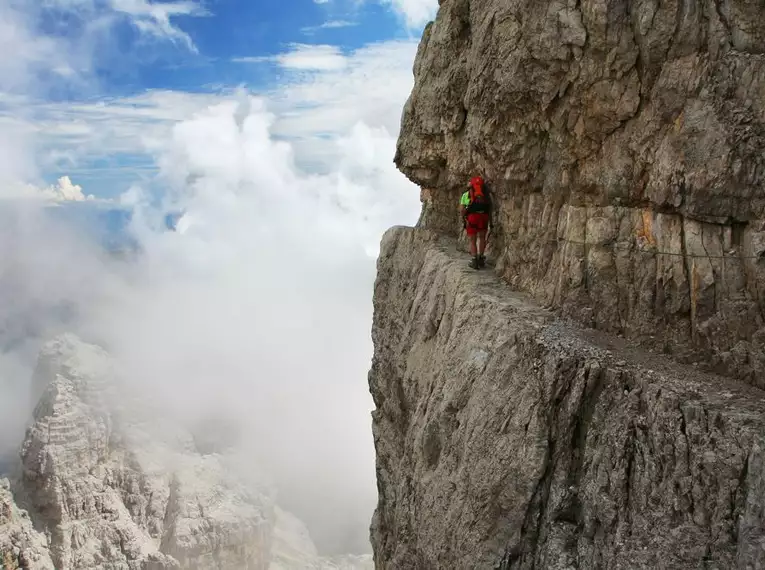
[[460, 175, 492, 269]]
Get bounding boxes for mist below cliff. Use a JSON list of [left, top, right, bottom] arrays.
[[0, 96, 420, 556]]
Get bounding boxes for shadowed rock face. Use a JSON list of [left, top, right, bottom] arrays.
[[396, 0, 765, 386], [369, 227, 765, 570]]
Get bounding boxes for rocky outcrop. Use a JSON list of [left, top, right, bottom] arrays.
[[397, 0, 765, 386], [369, 227, 765, 569], [0, 480, 54, 570], [0, 335, 372, 570], [4, 334, 272, 570]]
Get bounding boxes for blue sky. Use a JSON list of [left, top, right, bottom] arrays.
[[0, 0, 436, 201], [86, 0, 413, 95]]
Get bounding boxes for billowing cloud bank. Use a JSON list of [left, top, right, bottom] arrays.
[[0, 0, 423, 555]]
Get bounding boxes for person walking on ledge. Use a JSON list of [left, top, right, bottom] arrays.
[[460, 175, 492, 269]]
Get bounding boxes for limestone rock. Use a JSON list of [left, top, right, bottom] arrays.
[[396, 0, 765, 387], [0, 479, 54, 570], [12, 334, 274, 570], [369, 227, 765, 569]]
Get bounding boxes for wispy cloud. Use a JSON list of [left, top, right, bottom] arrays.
[[6, 39, 418, 186], [233, 44, 348, 71], [374, 0, 437, 28], [0, 4, 422, 555], [109, 0, 208, 51], [318, 19, 356, 28], [0, 89, 224, 194], [0, 86, 421, 558], [25, 0, 206, 71], [278, 44, 348, 70], [270, 40, 417, 171], [301, 19, 357, 34]]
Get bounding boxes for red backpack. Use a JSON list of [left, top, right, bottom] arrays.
[[467, 176, 489, 214]]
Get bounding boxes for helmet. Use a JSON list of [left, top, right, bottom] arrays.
[[470, 176, 484, 195]]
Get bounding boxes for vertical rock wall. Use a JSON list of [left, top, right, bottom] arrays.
[[396, 0, 765, 386]]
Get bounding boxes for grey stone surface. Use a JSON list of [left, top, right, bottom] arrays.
[[369, 226, 765, 569], [396, 0, 765, 387]]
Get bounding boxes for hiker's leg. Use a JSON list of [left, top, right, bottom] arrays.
[[466, 214, 481, 268], [477, 230, 487, 256]]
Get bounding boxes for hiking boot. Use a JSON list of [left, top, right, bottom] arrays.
[[469, 256, 481, 270], [478, 254, 486, 268]]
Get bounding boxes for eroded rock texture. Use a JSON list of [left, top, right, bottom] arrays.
[[397, 0, 765, 386], [370, 227, 765, 569], [0, 479, 54, 570]]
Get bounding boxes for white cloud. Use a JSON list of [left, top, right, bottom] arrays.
[[53, 176, 92, 201], [109, 0, 207, 51], [0, 3, 63, 94], [301, 19, 357, 34], [235, 44, 348, 71], [2, 39, 419, 184], [0, 0, 205, 89], [279, 44, 348, 70], [318, 19, 356, 28], [10, 176, 96, 202], [377, 0, 437, 28], [271, 40, 418, 168], [0, 22, 422, 558], [0, 116, 36, 199], [311, 0, 435, 30], [77, 93, 418, 554], [41, 176, 96, 202]]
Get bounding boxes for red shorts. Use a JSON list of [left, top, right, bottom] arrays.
[[466, 213, 489, 235]]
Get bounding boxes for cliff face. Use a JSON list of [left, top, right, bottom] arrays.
[[0, 335, 373, 570], [396, 0, 765, 386], [369, 227, 765, 569]]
